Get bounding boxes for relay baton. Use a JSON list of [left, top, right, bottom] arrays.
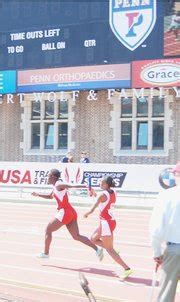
[[88, 176, 93, 197]]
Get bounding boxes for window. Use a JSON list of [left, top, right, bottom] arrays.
[[45, 123, 54, 149], [31, 123, 40, 149], [58, 123, 68, 149], [121, 121, 132, 149], [137, 122, 148, 149], [153, 121, 164, 149], [121, 97, 132, 117], [30, 99, 69, 151], [137, 97, 148, 117], [58, 100, 68, 119], [152, 97, 164, 117], [32, 101, 40, 119], [45, 100, 54, 119], [119, 96, 165, 152]]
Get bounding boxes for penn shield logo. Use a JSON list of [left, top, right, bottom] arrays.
[[109, 0, 157, 51]]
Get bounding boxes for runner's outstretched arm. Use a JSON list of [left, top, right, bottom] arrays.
[[84, 194, 106, 218], [55, 183, 88, 191], [32, 191, 53, 199]]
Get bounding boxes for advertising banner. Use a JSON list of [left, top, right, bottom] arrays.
[[0, 162, 174, 193], [0, 71, 16, 94], [132, 58, 180, 88], [17, 64, 131, 92]]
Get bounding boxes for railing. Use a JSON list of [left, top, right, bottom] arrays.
[[0, 185, 158, 199]]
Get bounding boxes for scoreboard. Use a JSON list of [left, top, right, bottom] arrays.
[[0, 0, 168, 71]]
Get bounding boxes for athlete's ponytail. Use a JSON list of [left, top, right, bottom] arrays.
[[104, 176, 115, 188]]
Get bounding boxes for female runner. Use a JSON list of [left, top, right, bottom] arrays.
[[32, 169, 103, 260], [84, 176, 133, 279]]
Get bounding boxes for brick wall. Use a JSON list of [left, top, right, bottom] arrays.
[[72, 90, 114, 163], [0, 95, 23, 161]]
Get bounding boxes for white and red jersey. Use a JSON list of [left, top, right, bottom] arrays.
[[53, 182, 72, 210], [52, 181, 77, 224], [99, 190, 116, 221]]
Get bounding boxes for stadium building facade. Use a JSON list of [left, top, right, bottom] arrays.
[[0, 86, 180, 164]]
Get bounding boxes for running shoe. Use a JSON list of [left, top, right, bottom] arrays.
[[96, 248, 104, 261], [37, 252, 49, 259], [121, 268, 133, 280]]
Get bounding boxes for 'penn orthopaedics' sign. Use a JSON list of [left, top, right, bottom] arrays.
[[17, 64, 131, 93], [132, 59, 180, 88]]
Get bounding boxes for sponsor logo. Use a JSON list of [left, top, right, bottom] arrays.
[[83, 171, 126, 187], [63, 166, 83, 184], [141, 63, 180, 86], [159, 168, 175, 189], [62, 166, 127, 188], [33, 170, 49, 185], [109, 0, 157, 51], [0, 170, 32, 184]]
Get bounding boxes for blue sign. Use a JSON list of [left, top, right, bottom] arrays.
[[0, 0, 164, 71], [0, 71, 16, 94], [17, 80, 131, 93]]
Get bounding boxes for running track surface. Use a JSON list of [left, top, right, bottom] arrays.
[[0, 202, 179, 302]]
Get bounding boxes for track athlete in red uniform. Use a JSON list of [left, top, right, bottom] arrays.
[[84, 176, 133, 279], [32, 169, 103, 260]]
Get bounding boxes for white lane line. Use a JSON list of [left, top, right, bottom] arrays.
[[0, 264, 117, 282], [0, 214, 150, 225], [0, 244, 152, 259], [0, 221, 149, 231], [0, 205, 151, 215], [0, 210, 150, 221], [0, 226, 149, 242], [0, 254, 154, 273], [0, 229, 150, 247], [0, 221, 149, 230], [0, 223, 149, 234], [0, 209, 151, 221], [0, 222, 149, 234], [0, 203, 151, 214], [0, 218, 149, 229], [0, 216, 150, 226], [0, 208, 150, 215], [0, 278, 131, 302], [0, 205, 151, 214]]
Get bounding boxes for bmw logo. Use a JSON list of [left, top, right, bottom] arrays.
[[159, 168, 176, 189]]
